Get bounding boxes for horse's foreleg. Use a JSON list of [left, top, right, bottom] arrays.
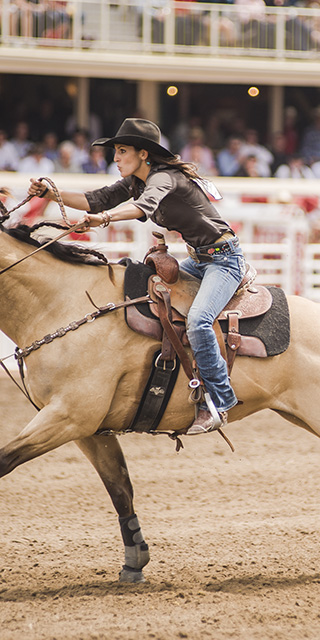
[[76, 434, 150, 583], [0, 404, 91, 477]]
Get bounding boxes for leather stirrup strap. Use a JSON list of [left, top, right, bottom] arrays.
[[159, 290, 176, 362], [225, 311, 241, 375], [156, 290, 195, 381]]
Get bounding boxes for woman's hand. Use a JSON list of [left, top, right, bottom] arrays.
[[76, 213, 107, 232], [28, 178, 51, 199]]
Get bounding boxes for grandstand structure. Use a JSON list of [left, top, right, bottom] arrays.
[[0, 0, 320, 133]]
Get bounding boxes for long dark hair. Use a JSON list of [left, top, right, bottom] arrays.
[[130, 150, 201, 199]]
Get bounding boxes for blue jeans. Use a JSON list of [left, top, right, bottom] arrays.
[[180, 243, 246, 413]]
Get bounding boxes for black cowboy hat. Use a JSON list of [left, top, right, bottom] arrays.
[[92, 118, 174, 158]]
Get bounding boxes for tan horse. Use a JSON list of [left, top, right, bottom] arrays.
[[1, 223, 320, 582]]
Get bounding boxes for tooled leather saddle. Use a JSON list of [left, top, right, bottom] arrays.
[[123, 233, 290, 377]]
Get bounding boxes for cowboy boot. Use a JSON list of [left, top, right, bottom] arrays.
[[186, 409, 228, 435]]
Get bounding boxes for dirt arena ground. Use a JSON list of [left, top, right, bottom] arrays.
[[0, 373, 319, 640]]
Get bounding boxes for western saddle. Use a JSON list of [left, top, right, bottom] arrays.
[[126, 232, 272, 383]]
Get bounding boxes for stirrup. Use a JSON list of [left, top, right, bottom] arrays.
[[203, 392, 223, 429]]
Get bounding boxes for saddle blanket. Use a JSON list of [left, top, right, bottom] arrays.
[[122, 260, 290, 357]]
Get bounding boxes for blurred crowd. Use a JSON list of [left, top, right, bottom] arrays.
[[3, 0, 320, 53], [172, 105, 320, 179], [0, 123, 108, 175], [2, 104, 320, 180]]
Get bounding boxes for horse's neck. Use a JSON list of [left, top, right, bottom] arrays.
[[0, 232, 62, 344], [0, 231, 122, 346], [0, 230, 30, 272]]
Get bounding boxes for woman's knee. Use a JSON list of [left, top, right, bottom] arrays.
[[187, 310, 212, 336]]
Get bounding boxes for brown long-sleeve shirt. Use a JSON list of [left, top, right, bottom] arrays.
[[85, 165, 231, 248]]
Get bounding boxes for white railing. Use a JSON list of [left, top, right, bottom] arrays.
[[303, 244, 320, 302], [1, 0, 320, 58]]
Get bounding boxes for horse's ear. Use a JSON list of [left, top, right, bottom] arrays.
[[0, 187, 11, 197], [0, 188, 10, 219]]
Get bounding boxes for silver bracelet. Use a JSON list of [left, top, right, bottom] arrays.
[[100, 212, 112, 228]]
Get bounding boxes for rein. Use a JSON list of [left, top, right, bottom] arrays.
[[0, 176, 95, 276], [0, 356, 40, 411], [0, 176, 70, 225]]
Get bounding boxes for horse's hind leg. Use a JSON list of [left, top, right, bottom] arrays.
[[76, 434, 150, 583]]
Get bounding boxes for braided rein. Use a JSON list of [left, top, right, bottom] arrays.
[[0, 176, 72, 226], [0, 177, 114, 274]]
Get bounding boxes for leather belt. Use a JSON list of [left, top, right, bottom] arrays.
[[187, 232, 239, 263]]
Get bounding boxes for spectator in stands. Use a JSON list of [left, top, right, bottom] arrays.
[[226, 115, 247, 140], [11, 0, 44, 37], [180, 126, 217, 175], [174, 0, 204, 46], [14, 0, 71, 39], [234, 0, 270, 47], [54, 140, 81, 173], [18, 142, 55, 174], [0, 129, 19, 171], [269, 0, 316, 51], [240, 128, 274, 176], [205, 114, 225, 153], [269, 131, 288, 175], [169, 116, 203, 155], [235, 0, 266, 26], [308, 0, 320, 48], [30, 97, 64, 142], [42, 131, 59, 162], [300, 106, 320, 164], [274, 153, 315, 178], [41, 1, 71, 39], [71, 128, 90, 167], [234, 154, 262, 177], [217, 136, 243, 176], [65, 112, 103, 142], [283, 106, 299, 155], [169, 120, 190, 154], [82, 146, 107, 174], [10, 120, 33, 160]]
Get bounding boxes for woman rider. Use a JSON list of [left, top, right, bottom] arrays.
[[28, 118, 246, 434]]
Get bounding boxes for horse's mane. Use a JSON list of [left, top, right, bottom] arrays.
[[3, 222, 112, 267]]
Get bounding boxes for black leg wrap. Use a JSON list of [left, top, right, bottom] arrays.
[[119, 513, 146, 547], [119, 514, 150, 575]]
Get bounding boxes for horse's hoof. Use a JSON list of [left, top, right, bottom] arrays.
[[119, 567, 146, 583]]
